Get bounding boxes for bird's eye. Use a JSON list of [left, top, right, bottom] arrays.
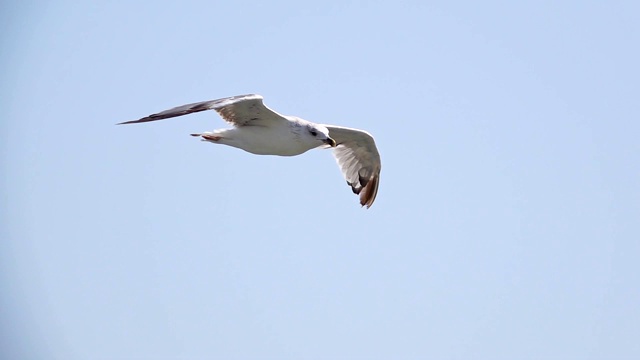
[[310, 130, 317, 136]]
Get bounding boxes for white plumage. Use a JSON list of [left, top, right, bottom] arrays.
[[118, 94, 381, 208]]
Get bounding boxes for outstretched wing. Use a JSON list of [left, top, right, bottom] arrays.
[[324, 125, 381, 208], [117, 94, 288, 127]]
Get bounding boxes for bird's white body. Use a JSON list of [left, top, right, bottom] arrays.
[[204, 117, 321, 156], [118, 94, 381, 208]]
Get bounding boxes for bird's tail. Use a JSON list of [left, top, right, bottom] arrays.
[[190, 132, 223, 142]]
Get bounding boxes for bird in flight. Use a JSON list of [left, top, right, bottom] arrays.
[[118, 94, 381, 208]]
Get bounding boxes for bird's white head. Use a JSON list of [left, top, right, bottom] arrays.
[[305, 124, 336, 148]]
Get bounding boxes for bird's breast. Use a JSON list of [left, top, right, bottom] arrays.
[[228, 126, 314, 156]]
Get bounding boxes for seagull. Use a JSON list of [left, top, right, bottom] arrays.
[[118, 94, 381, 208]]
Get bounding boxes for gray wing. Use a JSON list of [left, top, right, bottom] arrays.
[[117, 94, 288, 126], [324, 125, 381, 208]]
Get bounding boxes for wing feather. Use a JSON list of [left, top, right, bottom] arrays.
[[324, 125, 381, 208], [117, 94, 287, 126]]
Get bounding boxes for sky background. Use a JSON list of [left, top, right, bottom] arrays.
[[2, 0, 639, 359]]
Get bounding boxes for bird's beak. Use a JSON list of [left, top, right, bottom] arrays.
[[325, 137, 337, 147]]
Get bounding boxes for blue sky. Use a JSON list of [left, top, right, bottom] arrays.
[[2, 0, 639, 359]]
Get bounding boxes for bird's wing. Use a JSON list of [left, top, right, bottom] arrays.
[[324, 125, 381, 208], [117, 94, 288, 127]]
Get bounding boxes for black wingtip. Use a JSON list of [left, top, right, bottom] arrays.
[[115, 119, 149, 125], [115, 120, 135, 125]]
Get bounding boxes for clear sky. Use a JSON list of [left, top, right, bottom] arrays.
[[2, 1, 639, 359]]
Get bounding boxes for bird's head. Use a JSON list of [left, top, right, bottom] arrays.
[[306, 124, 336, 148]]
